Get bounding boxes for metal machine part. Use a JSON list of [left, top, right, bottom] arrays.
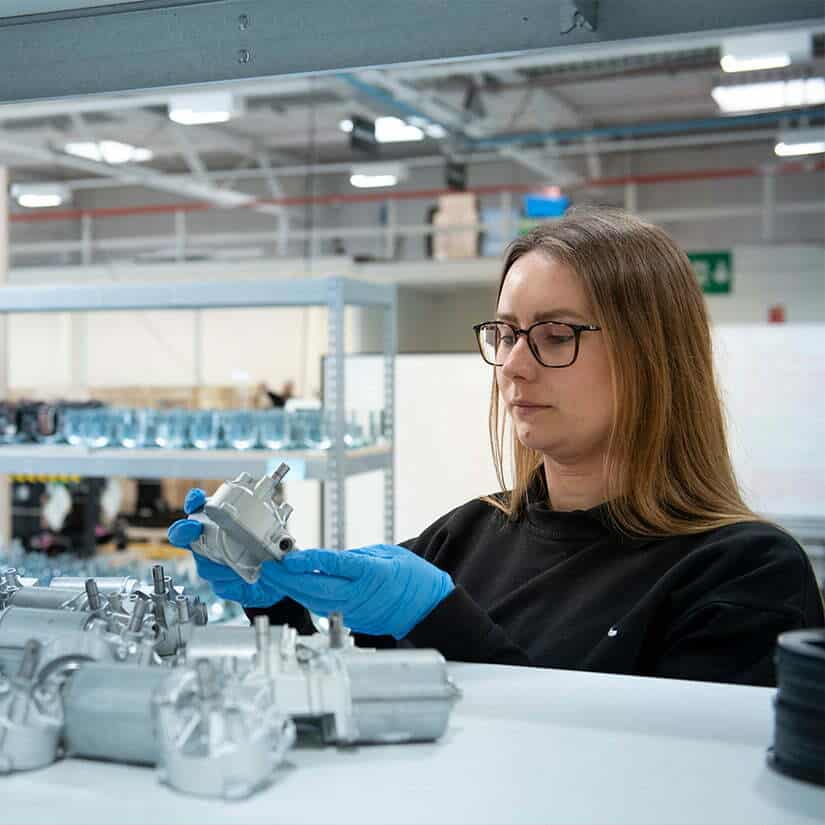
[[189, 616, 459, 746], [50, 576, 141, 595], [0, 640, 63, 773], [0, 565, 208, 662], [188, 464, 296, 583], [62, 663, 168, 765], [153, 659, 296, 800]]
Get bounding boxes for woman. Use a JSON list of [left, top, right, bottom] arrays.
[[169, 207, 824, 686]]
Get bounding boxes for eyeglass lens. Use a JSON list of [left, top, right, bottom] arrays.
[[479, 322, 576, 367]]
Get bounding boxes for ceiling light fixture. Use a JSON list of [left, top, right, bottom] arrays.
[[169, 91, 235, 125], [65, 140, 154, 164], [349, 162, 408, 188], [720, 31, 811, 73], [339, 116, 426, 143], [11, 182, 71, 209], [711, 77, 825, 113], [774, 126, 825, 157]]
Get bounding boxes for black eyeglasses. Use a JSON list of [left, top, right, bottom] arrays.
[[473, 320, 601, 368]]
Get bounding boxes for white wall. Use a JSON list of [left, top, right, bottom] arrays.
[[7, 245, 822, 396], [333, 332, 824, 553]]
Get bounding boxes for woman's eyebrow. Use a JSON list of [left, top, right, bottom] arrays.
[[495, 309, 587, 322]]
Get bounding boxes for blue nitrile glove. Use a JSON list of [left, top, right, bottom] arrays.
[[167, 487, 285, 607], [256, 545, 455, 639]]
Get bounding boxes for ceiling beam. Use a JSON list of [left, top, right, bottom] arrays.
[[0, 1, 821, 102]]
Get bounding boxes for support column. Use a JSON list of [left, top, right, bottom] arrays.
[[761, 167, 776, 243], [0, 167, 9, 545]]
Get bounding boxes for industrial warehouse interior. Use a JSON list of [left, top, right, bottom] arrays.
[[0, 3, 823, 824]]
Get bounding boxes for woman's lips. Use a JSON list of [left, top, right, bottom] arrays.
[[511, 402, 552, 417]]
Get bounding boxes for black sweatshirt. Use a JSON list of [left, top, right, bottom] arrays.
[[247, 493, 824, 687]]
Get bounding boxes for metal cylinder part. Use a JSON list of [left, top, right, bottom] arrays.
[[85, 579, 102, 612], [254, 615, 271, 676], [152, 565, 166, 595], [126, 593, 149, 633], [345, 650, 460, 744], [62, 663, 168, 765], [50, 576, 140, 594], [6, 587, 85, 611], [0, 606, 92, 652]]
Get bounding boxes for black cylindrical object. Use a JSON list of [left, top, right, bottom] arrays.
[[768, 629, 825, 786]]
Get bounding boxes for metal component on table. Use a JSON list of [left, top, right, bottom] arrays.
[[189, 465, 297, 583], [153, 658, 295, 800], [49, 576, 141, 595], [62, 663, 168, 766], [0, 567, 207, 662], [328, 611, 346, 650], [84, 579, 103, 613], [188, 620, 458, 746], [0, 640, 63, 773]]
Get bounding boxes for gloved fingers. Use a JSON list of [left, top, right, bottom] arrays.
[[183, 488, 207, 515], [211, 579, 251, 604], [350, 544, 402, 560], [262, 560, 355, 602], [280, 548, 368, 580], [192, 551, 243, 584], [167, 518, 203, 548]]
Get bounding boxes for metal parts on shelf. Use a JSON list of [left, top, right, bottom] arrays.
[[189, 463, 297, 582]]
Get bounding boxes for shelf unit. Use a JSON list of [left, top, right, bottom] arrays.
[[0, 276, 397, 550]]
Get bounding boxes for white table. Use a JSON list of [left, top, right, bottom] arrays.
[[4, 663, 823, 825]]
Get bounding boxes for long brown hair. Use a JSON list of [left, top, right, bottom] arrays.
[[484, 207, 764, 537]]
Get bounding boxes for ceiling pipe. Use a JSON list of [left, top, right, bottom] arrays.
[[52, 127, 790, 192], [9, 159, 822, 224]]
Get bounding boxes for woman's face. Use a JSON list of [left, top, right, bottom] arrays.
[[495, 250, 614, 465]]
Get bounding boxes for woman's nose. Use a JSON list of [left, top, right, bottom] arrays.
[[500, 333, 536, 380]]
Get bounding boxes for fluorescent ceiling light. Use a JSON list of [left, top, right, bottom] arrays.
[[350, 162, 408, 188], [65, 140, 153, 164], [11, 182, 71, 208], [169, 91, 235, 125], [350, 174, 398, 188], [339, 116, 430, 142], [711, 77, 825, 113], [375, 116, 423, 142], [720, 55, 790, 73], [774, 127, 825, 157], [720, 31, 810, 73]]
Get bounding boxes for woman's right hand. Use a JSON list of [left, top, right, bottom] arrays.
[[167, 487, 285, 608]]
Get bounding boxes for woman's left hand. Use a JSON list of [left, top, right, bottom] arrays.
[[261, 544, 455, 639]]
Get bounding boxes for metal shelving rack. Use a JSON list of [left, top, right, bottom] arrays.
[[0, 275, 397, 550]]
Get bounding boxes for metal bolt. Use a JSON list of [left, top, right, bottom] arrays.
[[196, 659, 218, 700], [175, 595, 190, 623], [85, 578, 102, 611], [127, 592, 149, 633], [238, 48, 251, 64], [238, 13, 249, 30], [18, 639, 41, 682], [328, 611, 345, 649], [254, 614, 271, 676], [152, 565, 166, 595]]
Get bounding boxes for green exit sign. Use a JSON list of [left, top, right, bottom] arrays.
[[688, 251, 732, 294]]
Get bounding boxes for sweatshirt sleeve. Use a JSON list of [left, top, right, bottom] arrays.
[[244, 598, 316, 635], [404, 585, 532, 666], [651, 526, 825, 686]]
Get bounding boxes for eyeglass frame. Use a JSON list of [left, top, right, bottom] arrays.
[[472, 319, 602, 368]]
